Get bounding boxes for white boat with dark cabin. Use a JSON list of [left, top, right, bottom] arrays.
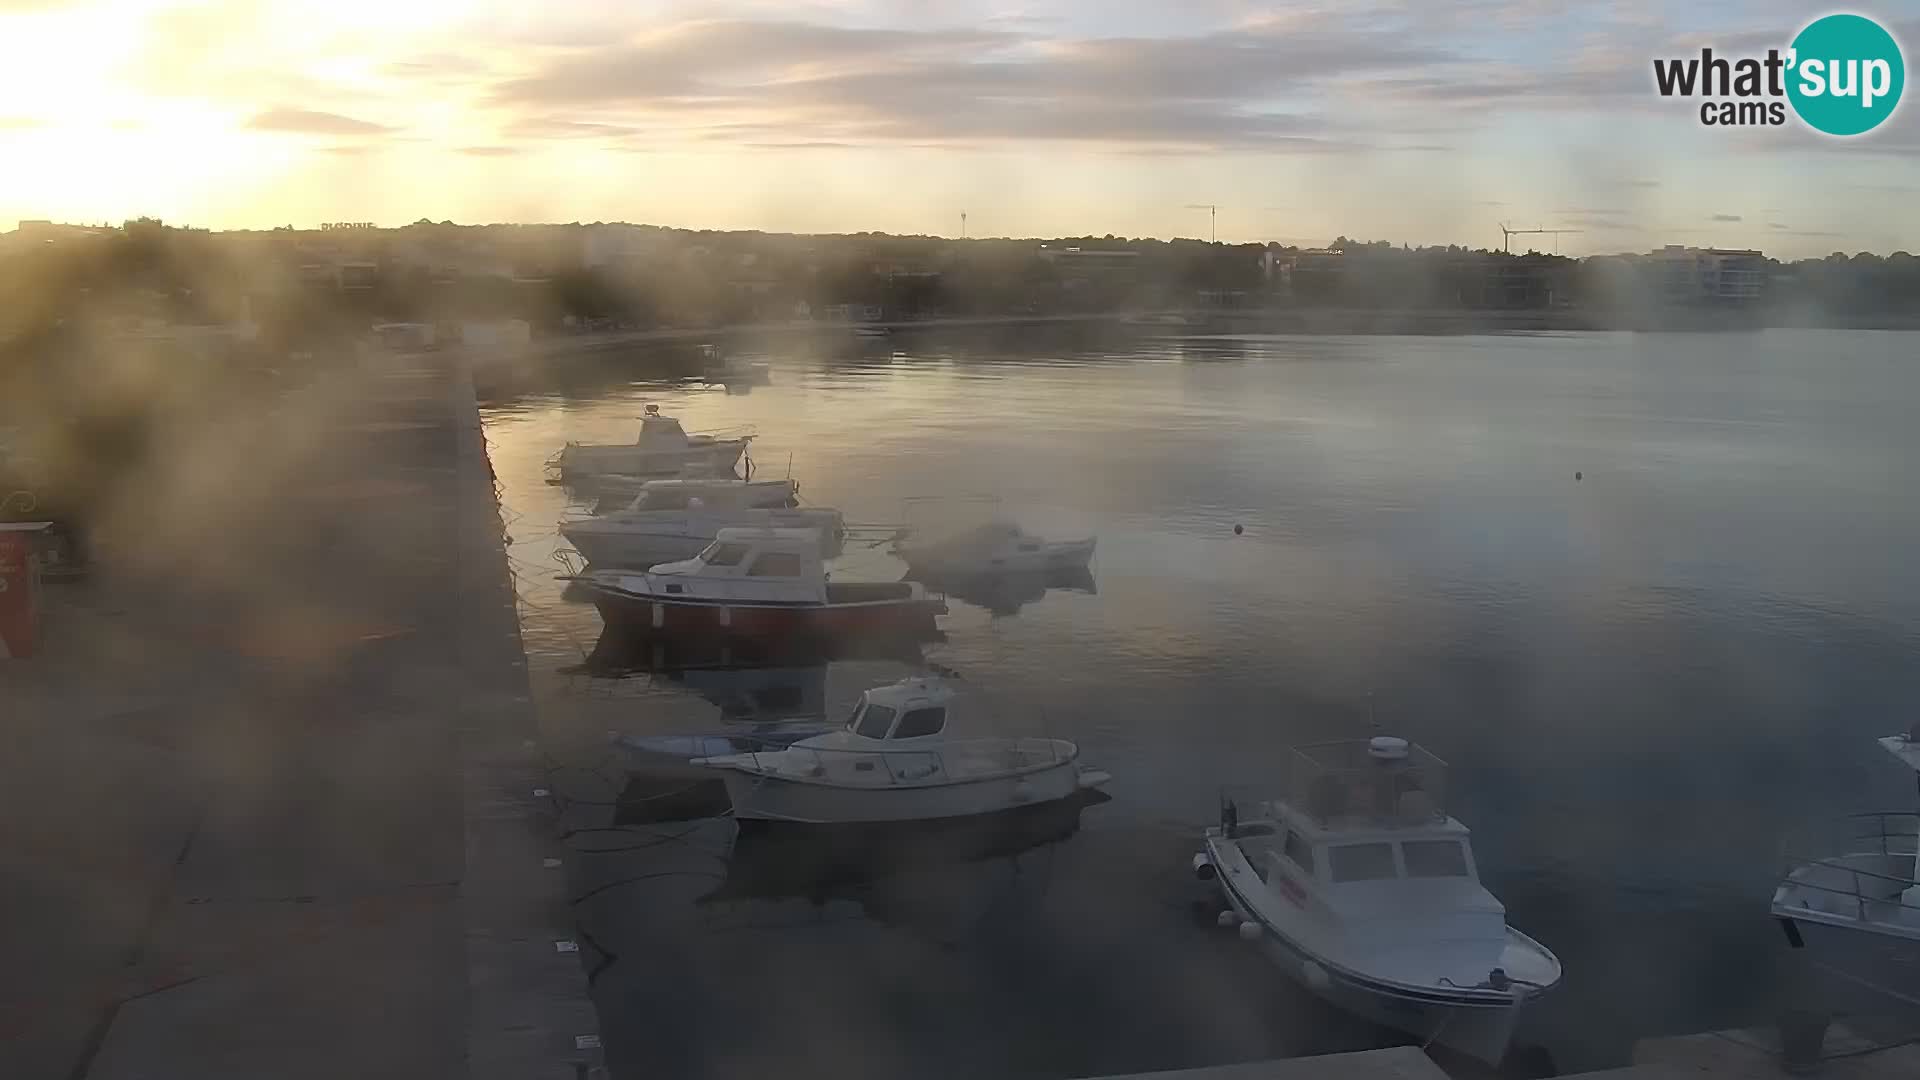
[[1772, 728, 1920, 1008], [560, 478, 843, 569], [554, 406, 752, 479], [575, 527, 946, 641], [1195, 737, 1561, 1066], [693, 677, 1111, 823]]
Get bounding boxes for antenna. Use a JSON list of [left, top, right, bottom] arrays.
[[1184, 203, 1218, 243], [960, 211, 967, 239]]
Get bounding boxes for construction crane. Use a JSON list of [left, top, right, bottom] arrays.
[[1184, 204, 1218, 243], [1499, 223, 1583, 254]]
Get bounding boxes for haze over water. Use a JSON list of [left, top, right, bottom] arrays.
[[482, 328, 1920, 1076]]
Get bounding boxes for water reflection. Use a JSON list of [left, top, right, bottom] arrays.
[[701, 790, 1110, 911], [486, 330, 1920, 1075], [575, 623, 935, 679], [914, 565, 1098, 617]]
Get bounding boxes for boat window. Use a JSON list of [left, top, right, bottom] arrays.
[[1401, 840, 1470, 878], [855, 704, 897, 738], [891, 707, 946, 738], [1328, 843, 1399, 883], [700, 542, 749, 566], [1283, 830, 1316, 874], [747, 552, 802, 577]]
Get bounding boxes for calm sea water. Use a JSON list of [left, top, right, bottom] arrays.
[[481, 328, 1920, 1078]]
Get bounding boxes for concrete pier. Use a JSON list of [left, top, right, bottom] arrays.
[[0, 350, 595, 1078]]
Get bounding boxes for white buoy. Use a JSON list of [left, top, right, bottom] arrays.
[[1192, 853, 1217, 880], [1238, 920, 1262, 942], [1216, 910, 1239, 929]]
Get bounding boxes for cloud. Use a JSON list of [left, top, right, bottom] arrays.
[[1711, 213, 1742, 222], [502, 117, 643, 139], [246, 107, 397, 135], [0, 117, 39, 129], [484, 17, 1449, 150], [457, 145, 520, 156]]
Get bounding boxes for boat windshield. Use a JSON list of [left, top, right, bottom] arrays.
[[853, 704, 897, 738], [699, 541, 750, 566]]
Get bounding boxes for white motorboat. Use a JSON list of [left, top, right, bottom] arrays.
[[560, 478, 844, 568], [1195, 737, 1561, 1066], [553, 405, 752, 479], [693, 677, 1111, 823], [894, 518, 1096, 576], [575, 528, 947, 641], [572, 465, 777, 513], [1772, 728, 1920, 1008]]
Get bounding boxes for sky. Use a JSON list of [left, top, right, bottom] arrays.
[[0, 0, 1916, 257]]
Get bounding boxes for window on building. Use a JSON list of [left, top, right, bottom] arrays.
[[892, 707, 946, 738], [701, 542, 749, 566], [1328, 843, 1399, 883], [747, 552, 802, 577], [1401, 840, 1470, 878]]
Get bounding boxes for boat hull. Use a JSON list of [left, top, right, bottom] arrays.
[[590, 592, 945, 642], [711, 759, 1091, 823], [557, 440, 748, 479], [1207, 838, 1529, 1066], [1775, 911, 1920, 1010]]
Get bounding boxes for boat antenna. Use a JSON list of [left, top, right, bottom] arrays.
[[786, 451, 793, 480]]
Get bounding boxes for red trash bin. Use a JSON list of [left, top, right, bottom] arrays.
[[0, 521, 49, 659]]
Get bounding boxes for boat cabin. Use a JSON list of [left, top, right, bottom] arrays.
[[1224, 738, 1502, 930], [636, 412, 693, 446], [841, 679, 956, 743]]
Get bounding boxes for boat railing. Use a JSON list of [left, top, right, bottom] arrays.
[[1287, 740, 1449, 828], [738, 737, 1072, 786], [1778, 812, 1920, 923]]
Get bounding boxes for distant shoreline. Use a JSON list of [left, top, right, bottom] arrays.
[[482, 308, 1920, 365]]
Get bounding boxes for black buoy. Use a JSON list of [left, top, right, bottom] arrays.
[[1233, 524, 1244, 535], [1575, 471, 1583, 481]]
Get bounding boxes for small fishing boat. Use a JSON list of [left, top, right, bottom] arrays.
[[693, 677, 1111, 823], [574, 527, 946, 641], [571, 466, 778, 513], [1772, 728, 1920, 1009], [1195, 737, 1561, 1066], [699, 345, 771, 384], [553, 406, 751, 479], [894, 518, 1096, 576], [560, 478, 843, 568]]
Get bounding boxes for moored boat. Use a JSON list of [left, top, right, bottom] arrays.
[[553, 405, 752, 479], [894, 518, 1096, 576], [1195, 737, 1560, 1066], [1772, 729, 1920, 1009], [693, 677, 1111, 823], [574, 527, 946, 641], [560, 478, 843, 568]]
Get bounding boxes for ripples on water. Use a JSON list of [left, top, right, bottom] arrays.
[[483, 329, 1920, 1077]]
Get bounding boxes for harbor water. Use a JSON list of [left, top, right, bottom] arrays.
[[480, 328, 1920, 1077]]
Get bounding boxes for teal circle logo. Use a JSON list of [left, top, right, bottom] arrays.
[[1787, 14, 1905, 136]]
